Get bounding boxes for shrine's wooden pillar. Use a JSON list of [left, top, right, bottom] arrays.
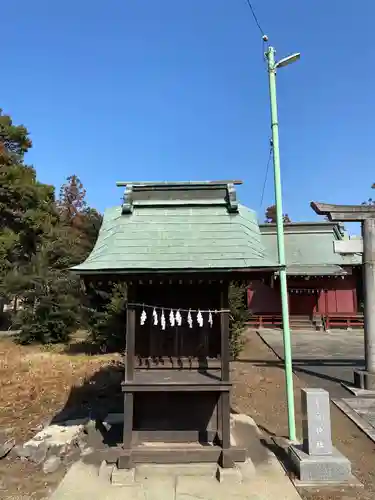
[[219, 283, 233, 468], [120, 300, 135, 469]]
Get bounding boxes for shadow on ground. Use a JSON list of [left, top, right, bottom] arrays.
[[52, 362, 124, 424], [49, 362, 126, 464], [238, 359, 363, 367], [62, 340, 125, 356], [238, 358, 364, 387]]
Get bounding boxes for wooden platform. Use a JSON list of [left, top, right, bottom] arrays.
[[247, 313, 319, 331], [93, 442, 246, 467], [117, 443, 247, 469], [135, 356, 222, 369], [122, 369, 231, 392], [323, 312, 364, 330]]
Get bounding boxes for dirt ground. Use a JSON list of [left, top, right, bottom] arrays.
[[0, 338, 122, 499], [232, 331, 375, 500], [1, 331, 375, 499]]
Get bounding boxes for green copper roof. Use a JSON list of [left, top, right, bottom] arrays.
[[259, 222, 361, 275], [73, 182, 278, 274], [73, 182, 362, 276], [282, 264, 346, 276]]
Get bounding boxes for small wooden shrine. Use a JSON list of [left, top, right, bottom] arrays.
[[73, 181, 278, 469]]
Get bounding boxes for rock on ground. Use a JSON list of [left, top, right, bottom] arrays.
[[0, 436, 15, 458], [43, 455, 62, 474], [19, 441, 49, 464], [24, 422, 85, 450]]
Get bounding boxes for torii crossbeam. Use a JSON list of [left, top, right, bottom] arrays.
[[311, 201, 375, 390]]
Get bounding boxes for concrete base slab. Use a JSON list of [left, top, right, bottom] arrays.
[[236, 458, 256, 481], [135, 462, 217, 480], [176, 476, 261, 500], [98, 460, 113, 481], [49, 413, 303, 500], [49, 459, 302, 500], [289, 444, 351, 484], [175, 475, 301, 500], [215, 465, 242, 483], [50, 461, 176, 500], [111, 467, 135, 486], [354, 369, 375, 390]]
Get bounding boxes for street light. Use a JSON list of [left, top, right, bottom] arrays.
[[275, 53, 301, 69], [264, 43, 300, 442]]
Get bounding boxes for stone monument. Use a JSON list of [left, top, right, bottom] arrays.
[[289, 388, 353, 484]]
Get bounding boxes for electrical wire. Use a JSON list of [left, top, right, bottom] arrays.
[[243, 0, 270, 63], [244, 0, 265, 37], [259, 144, 273, 209], [243, 1, 272, 214]]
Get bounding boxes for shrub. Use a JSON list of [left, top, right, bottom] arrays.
[[15, 271, 80, 344], [87, 282, 127, 352], [229, 281, 250, 359]]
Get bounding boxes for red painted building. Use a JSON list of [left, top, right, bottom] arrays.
[[247, 222, 362, 329]]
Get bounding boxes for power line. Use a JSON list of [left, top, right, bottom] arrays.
[[259, 143, 273, 209], [243, 1, 272, 213], [244, 0, 265, 36]]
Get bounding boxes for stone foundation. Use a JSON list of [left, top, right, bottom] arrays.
[[354, 369, 375, 390], [289, 444, 352, 483]]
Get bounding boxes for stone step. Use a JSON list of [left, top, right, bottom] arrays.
[[289, 318, 314, 323], [289, 320, 316, 327], [290, 315, 312, 319], [289, 317, 313, 321], [290, 323, 315, 328], [290, 327, 315, 330], [290, 323, 314, 326]]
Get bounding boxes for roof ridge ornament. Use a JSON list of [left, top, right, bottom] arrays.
[[119, 180, 240, 214], [122, 184, 134, 214], [226, 183, 238, 213], [117, 180, 243, 188]]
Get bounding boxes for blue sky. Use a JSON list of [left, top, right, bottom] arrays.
[[2, 1, 374, 230]]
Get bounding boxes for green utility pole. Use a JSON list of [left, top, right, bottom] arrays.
[[265, 44, 299, 442]]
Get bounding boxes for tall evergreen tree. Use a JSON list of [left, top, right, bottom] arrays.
[[0, 109, 57, 311], [16, 223, 82, 343], [0, 109, 87, 342]]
